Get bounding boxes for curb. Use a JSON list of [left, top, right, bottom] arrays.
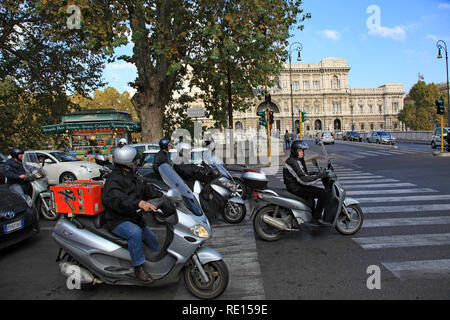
[[433, 151, 450, 157]]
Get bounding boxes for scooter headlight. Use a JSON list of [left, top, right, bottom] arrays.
[[191, 225, 210, 239]]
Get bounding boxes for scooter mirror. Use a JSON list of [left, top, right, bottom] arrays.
[[312, 158, 319, 168], [166, 188, 183, 203]]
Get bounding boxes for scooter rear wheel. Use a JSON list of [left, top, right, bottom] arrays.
[[184, 260, 229, 299], [253, 206, 283, 242], [335, 204, 363, 235]]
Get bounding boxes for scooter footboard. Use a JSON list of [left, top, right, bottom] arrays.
[[196, 247, 224, 264]]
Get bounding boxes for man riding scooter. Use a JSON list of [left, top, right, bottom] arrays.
[[283, 140, 328, 224], [102, 146, 165, 284], [4, 148, 31, 203]]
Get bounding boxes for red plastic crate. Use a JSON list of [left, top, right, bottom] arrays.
[[50, 180, 104, 216]]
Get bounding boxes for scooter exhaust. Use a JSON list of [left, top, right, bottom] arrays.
[[262, 214, 297, 232], [58, 262, 101, 285]]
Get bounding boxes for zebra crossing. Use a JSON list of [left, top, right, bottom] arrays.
[[332, 165, 450, 282], [331, 148, 429, 161]]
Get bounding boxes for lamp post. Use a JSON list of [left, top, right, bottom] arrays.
[[437, 40, 450, 127], [289, 42, 303, 136]]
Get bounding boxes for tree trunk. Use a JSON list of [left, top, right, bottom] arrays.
[[132, 89, 165, 142]]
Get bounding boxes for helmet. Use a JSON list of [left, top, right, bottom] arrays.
[[159, 138, 170, 150], [10, 148, 24, 160], [290, 140, 309, 158], [204, 137, 215, 152], [94, 154, 107, 166], [118, 138, 127, 148], [113, 146, 140, 168]]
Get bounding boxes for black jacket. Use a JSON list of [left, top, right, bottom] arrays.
[[102, 167, 163, 231], [283, 156, 322, 193], [3, 158, 26, 185], [153, 150, 171, 175]]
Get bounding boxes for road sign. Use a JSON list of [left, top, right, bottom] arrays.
[[187, 108, 205, 118]]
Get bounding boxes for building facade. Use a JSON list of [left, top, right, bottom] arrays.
[[202, 58, 405, 135]]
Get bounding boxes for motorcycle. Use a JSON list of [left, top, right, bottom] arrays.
[[196, 154, 247, 224], [22, 151, 59, 221], [51, 163, 229, 299], [243, 141, 364, 242]]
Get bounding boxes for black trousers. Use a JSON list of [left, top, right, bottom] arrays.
[[289, 185, 330, 219]]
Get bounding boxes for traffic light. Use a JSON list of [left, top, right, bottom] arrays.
[[301, 111, 308, 122], [257, 111, 267, 127], [436, 99, 445, 115], [269, 111, 274, 125]]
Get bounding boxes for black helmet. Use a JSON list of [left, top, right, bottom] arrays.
[[290, 140, 309, 158], [159, 138, 170, 150], [10, 148, 24, 160]]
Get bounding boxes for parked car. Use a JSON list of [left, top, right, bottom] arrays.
[[128, 143, 160, 154], [343, 131, 362, 142], [0, 152, 7, 184], [34, 150, 102, 184], [0, 184, 39, 250], [431, 127, 449, 149], [315, 131, 335, 145], [366, 131, 395, 145]]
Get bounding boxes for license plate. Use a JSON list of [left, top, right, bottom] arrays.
[[4, 220, 24, 234]]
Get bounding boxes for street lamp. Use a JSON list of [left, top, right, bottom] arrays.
[[289, 42, 303, 135], [437, 40, 450, 126]]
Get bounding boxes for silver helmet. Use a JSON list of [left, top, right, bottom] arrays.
[[113, 146, 140, 168]]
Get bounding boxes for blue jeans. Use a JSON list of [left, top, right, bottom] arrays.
[[9, 184, 31, 203], [112, 221, 159, 267]]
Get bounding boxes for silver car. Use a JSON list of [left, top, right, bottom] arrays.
[[366, 131, 395, 145], [315, 131, 335, 145]]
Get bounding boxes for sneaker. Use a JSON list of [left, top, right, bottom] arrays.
[[134, 264, 154, 284]]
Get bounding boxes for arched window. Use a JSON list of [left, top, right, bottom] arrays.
[[331, 76, 340, 89], [235, 121, 243, 130]]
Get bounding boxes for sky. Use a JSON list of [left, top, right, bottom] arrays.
[[102, 0, 450, 97]]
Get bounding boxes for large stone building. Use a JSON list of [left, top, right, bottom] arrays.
[[202, 58, 405, 135]]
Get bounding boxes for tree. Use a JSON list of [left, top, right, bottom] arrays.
[[71, 87, 139, 121], [0, 0, 106, 151], [40, 0, 306, 142], [187, 0, 307, 130], [398, 81, 448, 130]]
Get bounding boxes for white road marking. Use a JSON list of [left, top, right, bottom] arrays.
[[352, 233, 450, 249]]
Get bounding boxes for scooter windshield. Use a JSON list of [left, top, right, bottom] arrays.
[[317, 141, 329, 170], [22, 151, 44, 176], [158, 163, 195, 200], [203, 153, 234, 182], [158, 163, 203, 216]]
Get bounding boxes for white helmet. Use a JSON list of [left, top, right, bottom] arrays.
[[113, 146, 140, 168], [118, 138, 127, 147]]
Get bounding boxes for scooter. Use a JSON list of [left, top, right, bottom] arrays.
[[243, 141, 364, 242], [51, 163, 229, 299], [22, 151, 59, 221], [195, 154, 246, 224]]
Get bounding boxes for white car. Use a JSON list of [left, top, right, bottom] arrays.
[[35, 150, 102, 185], [431, 127, 449, 149], [129, 143, 160, 154], [315, 131, 335, 145]]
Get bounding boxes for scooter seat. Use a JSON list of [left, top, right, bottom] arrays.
[[75, 215, 129, 248], [270, 188, 315, 208]]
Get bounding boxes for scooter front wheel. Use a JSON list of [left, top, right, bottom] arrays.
[[222, 202, 246, 224], [184, 260, 229, 299], [335, 204, 364, 235], [39, 196, 59, 221]]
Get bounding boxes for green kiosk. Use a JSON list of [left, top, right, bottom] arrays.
[[42, 109, 141, 160]]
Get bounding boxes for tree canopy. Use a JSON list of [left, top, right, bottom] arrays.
[[40, 0, 307, 141], [398, 81, 449, 130]]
